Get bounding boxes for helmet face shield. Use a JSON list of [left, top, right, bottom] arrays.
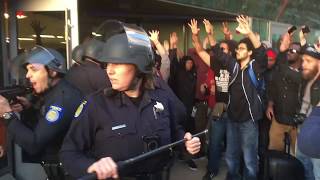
[[25, 46, 56, 65], [92, 20, 154, 73]]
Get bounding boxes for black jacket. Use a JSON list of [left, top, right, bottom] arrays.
[[64, 61, 110, 95], [268, 52, 303, 125], [169, 49, 197, 116], [210, 45, 267, 122]]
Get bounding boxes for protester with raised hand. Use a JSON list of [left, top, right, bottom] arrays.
[[149, 30, 170, 82], [190, 15, 267, 180]]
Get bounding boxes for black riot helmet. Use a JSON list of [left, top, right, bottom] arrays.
[[91, 20, 154, 74], [24, 45, 66, 74], [72, 44, 84, 64], [82, 38, 104, 62]]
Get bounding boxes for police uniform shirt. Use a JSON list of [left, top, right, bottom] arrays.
[[6, 79, 83, 162], [60, 82, 186, 178], [64, 60, 110, 95]]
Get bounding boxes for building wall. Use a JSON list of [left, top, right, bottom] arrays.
[[167, 0, 320, 29]]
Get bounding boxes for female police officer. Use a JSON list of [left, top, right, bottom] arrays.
[[60, 20, 201, 180], [0, 46, 83, 179]]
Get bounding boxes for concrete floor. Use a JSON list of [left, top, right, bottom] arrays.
[[169, 157, 227, 180]]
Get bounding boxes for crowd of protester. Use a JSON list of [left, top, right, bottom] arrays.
[[147, 16, 320, 180]]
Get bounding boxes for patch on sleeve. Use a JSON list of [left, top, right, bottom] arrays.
[[74, 100, 87, 118], [45, 105, 63, 123]]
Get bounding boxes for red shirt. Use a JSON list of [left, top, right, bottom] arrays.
[[188, 48, 209, 101], [205, 69, 216, 109]]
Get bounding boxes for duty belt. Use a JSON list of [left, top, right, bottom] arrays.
[[41, 161, 69, 180]]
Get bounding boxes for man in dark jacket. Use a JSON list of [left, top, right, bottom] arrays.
[[189, 15, 267, 180], [266, 30, 303, 154]]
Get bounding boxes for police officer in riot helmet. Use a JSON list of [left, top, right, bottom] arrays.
[[71, 44, 85, 65], [60, 20, 201, 180], [64, 38, 110, 95], [0, 46, 83, 180]]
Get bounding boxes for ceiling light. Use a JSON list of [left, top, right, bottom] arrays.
[[16, 11, 27, 19], [18, 38, 34, 41], [56, 36, 64, 39], [92, 32, 102, 37], [32, 34, 56, 38], [16, 15, 27, 19], [4, 13, 9, 19]]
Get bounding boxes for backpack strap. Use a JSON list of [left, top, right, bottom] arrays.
[[248, 60, 265, 91], [248, 60, 259, 89]]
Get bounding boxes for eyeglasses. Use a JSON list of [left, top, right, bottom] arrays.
[[288, 48, 299, 54], [236, 47, 247, 51]]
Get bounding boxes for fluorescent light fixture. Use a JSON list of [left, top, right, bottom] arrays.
[[60, 42, 66, 44], [4, 13, 9, 19], [16, 15, 27, 19], [56, 36, 64, 39], [92, 32, 102, 37], [32, 34, 56, 38], [18, 38, 34, 41]]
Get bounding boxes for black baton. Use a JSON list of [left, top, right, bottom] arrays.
[[78, 129, 208, 180]]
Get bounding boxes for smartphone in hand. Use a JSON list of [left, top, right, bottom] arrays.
[[288, 26, 297, 34]]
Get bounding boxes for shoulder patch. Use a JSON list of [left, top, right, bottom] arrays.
[[74, 100, 87, 118], [45, 105, 63, 123]]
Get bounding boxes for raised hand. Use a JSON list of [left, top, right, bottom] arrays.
[[299, 26, 308, 46], [170, 32, 178, 47], [188, 19, 200, 35], [222, 22, 231, 35], [279, 32, 292, 52], [31, 20, 46, 45], [203, 19, 214, 35], [30, 20, 46, 35], [314, 43, 320, 52], [235, 15, 251, 35], [148, 30, 160, 43]]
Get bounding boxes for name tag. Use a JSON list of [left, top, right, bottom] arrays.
[[112, 124, 127, 131]]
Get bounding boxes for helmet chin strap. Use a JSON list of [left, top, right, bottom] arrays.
[[46, 70, 60, 92], [123, 71, 144, 92]]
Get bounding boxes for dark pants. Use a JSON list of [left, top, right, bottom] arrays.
[[225, 119, 259, 180], [194, 101, 208, 155]]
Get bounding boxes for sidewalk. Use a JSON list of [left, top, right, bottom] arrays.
[[169, 157, 227, 180]]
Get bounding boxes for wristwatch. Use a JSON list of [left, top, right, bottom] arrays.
[[2, 111, 15, 125], [2, 112, 14, 120]]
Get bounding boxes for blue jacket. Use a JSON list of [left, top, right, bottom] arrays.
[[298, 106, 320, 159]]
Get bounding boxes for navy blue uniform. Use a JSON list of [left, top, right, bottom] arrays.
[[6, 79, 83, 163], [64, 61, 110, 95], [60, 79, 186, 178]]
